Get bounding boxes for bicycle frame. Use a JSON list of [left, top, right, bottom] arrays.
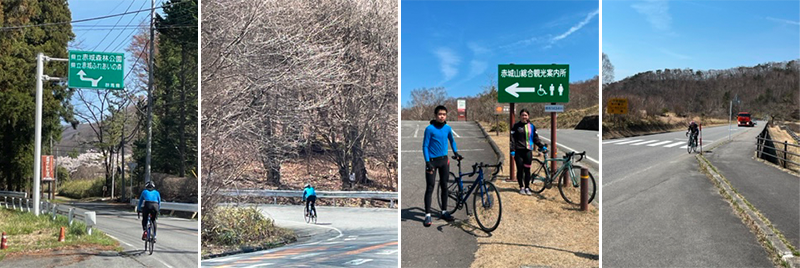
[[540, 153, 580, 187], [452, 163, 491, 208]]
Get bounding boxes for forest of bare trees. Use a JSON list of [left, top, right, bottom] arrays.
[[603, 60, 800, 122], [201, 0, 398, 212]]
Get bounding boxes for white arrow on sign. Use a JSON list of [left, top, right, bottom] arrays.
[[505, 82, 550, 98], [76, 70, 103, 87]]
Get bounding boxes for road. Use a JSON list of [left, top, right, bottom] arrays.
[[538, 128, 600, 172], [69, 202, 199, 268], [202, 205, 398, 267], [602, 122, 773, 267]]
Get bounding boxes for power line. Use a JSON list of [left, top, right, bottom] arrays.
[[0, 1, 187, 31], [92, 0, 137, 51], [103, 0, 150, 52]]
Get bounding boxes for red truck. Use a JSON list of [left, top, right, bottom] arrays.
[[737, 112, 754, 127]]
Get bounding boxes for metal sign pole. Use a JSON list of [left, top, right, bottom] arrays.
[[33, 53, 44, 215], [508, 103, 516, 182], [550, 102, 557, 175]]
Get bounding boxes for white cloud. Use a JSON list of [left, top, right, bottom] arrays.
[[467, 42, 490, 55], [767, 17, 800, 26], [469, 60, 487, 77], [551, 9, 599, 43], [434, 47, 460, 82], [632, 0, 672, 31]]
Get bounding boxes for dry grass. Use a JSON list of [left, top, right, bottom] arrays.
[[465, 131, 599, 268], [767, 124, 800, 173], [603, 114, 728, 139]]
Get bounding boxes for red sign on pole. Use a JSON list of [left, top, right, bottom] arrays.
[[42, 155, 54, 181]]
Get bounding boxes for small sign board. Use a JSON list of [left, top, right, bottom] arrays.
[[457, 99, 466, 112], [544, 105, 564, 113], [495, 104, 510, 114], [607, 98, 628, 114], [42, 155, 54, 181]]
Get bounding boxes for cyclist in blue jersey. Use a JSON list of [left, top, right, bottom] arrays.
[[422, 105, 462, 227], [303, 183, 317, 217], [138, 181, 162, 241]]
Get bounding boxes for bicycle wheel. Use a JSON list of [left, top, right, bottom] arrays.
[[473, 181, 502, 232], [148, 222, 154, 255], [304, 206, 310, 223], [312, 209, 317, 224], [529, 159, 548, 193], [436, 172, 460, 216], [143, 229, 148, 252], [559, 166, 597, 205], [687, 138, 693, 154]]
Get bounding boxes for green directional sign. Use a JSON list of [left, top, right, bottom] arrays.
[[68, 50, 124, 90], [498, 64, 569, 103]]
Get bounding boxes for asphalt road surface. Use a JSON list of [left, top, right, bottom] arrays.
[[602, 122, 773, 267], [202, 205, 398, 267], [537, 128, 600, 173], [400, 120, 499, 268], [69, 202, 199, 268]]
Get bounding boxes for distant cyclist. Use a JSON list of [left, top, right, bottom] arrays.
[[303, 183, 317, 217], [686, 120, 699, 147], [510, 109, 546, 195], [138, 181, 161, 241], [422, 105, 462, 227]]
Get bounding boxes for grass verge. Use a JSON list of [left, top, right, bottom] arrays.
[[0, 209, 119, 261], [59, 177, 104, 199], [201, 206, 297, 258], [697, 155, 798, 267]]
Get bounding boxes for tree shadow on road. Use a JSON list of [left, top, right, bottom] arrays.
[[477, 241, 598, 260]]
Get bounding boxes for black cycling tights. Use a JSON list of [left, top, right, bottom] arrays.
[[424, 156, 450, 215], [306, 195, 317, 215], [515, 149, 533, 189], [142, 201, 158, 236]]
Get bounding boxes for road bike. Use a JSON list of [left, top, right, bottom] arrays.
[[138, 211, 157, 255], [436, 155, 503, 232], [304, 204, 317, 224], [530, 148, 596, 205], [687, 132, 698, 154]]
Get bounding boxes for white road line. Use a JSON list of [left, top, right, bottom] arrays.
[[648, 140, 673, 147], [400, 148, 485, 153], [376, 249, 398, 255], [344, 259, 373, 265], [451, 129, 460, 138], [538, 136, 600, 165], [680, 145, 689, 149], [413, 124, 419, 138], [263, 210, 344, 241], [664, 142, 685, 148], [104, 234, 136, 248], [630, 140, 659, 146], [344, 235, 358, 241], [242, 263, 273, 268], [614, 139, 643, 145], [603, 139, 627, 144]]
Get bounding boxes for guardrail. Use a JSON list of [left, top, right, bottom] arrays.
[[0, 195, 96, 235], [130, 199, 198, 219], [217, 189, 399, 208], [756, 125, 800, 170], [0, 191, 26, 198]]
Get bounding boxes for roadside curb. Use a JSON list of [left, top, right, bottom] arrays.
[[474, 121, 504, 164], [696, 154, 799, 267]]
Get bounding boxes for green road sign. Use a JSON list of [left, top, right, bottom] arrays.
[[68, 50, 124, 90], [498, 64, 569, 103]]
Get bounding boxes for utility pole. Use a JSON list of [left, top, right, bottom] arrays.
[[145, 0, 155, 184], [33, 52, 67, 215]]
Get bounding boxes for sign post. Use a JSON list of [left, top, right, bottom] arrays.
[[498, 64, 570, 182]]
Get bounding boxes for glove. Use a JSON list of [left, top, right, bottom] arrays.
[[510, 151, 515, 156], [425, 161, 434, 172], [454, 152, 463, 160], [539, 145, 547, 152]]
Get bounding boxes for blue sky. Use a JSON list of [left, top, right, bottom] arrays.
[[401, 0, 600, 107], [604, 0, 800, 81]]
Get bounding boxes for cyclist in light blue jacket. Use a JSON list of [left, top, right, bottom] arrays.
[[138, 181, 161, 241], [303, 183, 317, 217]]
